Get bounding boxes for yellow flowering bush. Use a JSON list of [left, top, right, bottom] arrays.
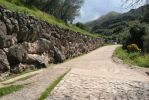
[[127, 44, 141, 52]]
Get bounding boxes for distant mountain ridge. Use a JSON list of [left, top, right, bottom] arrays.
[[86, 4, 149, 42], [86, 11, 120, 29]]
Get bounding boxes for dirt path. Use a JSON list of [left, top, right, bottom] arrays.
[[47, 45, 149, 100], [1, 45, 149, 100]]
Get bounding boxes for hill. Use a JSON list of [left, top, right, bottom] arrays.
[[86, 5, 149, 42], [86, 11, 120, 29]]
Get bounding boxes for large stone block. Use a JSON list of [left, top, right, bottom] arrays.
[[0, 49, 10, 73], [7, 45, 27, 65]]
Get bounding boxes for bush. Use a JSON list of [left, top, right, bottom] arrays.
[[143, 26, 149, 53], [127, 44, 141, 52], [123, 25, 145, 49], [76, 22, 89, 31]]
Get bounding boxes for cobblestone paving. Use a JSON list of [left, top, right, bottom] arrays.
[[47, 69, 149, 100], [46, 45, 149, 100]]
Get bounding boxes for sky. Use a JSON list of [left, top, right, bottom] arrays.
[[74, 0, 145, 23]]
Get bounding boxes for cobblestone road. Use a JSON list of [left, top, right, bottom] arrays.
[[47, 45, 149, 100]]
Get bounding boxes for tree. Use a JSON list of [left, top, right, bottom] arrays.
[[21, 0, 84, 23], [123, 25, 146, 50], [42, 0, 61, 16], [59, 0, 84, 23]]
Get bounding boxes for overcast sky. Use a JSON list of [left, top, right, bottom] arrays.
[[74, 0, 145, 23]]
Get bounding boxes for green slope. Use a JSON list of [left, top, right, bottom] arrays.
[[0, 0, 100, 38], [86, 5, 148, 42], [86, 11, 120, 29]]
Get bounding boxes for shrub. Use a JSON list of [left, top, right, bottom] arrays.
[[123, 25, 145, 49], [143, 26, 149, 53], [127, 44, 141, 52], [76, 22, 90, 31]]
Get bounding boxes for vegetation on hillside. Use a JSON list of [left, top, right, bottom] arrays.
[[20, 0, 84, 23], [109, 0, 149, 67], [86, 12, 120, 29], [114, 17, 149, 68], [114, 47, 149, 68], [86, 5, 149, 42], [0, 0, 100, 38], [76, 22, 90, 32]]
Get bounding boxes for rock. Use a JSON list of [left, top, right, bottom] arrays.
[[0, 7, 104, 75], [3, 16, 13, 34], [0, 34, 17, 49], [7, 45, 27, 65], [25, 54, 49, 68], [24, 38, 53, 54], [10, 63, 26, 73], [0, 21, 7, 35], [0, 49, 10, 73], [0, 77, 4, 81], [54, 47, 66, 63], [113, 57, 123, 64]]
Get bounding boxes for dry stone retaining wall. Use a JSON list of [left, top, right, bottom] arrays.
[[0, 6, 104, 79]]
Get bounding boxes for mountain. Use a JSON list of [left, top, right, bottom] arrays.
[[86, 11, 120, 29], [86, 5, 149, 42]]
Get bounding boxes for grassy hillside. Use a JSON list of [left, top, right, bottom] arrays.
[[86, 5, 148, 41], [0, 0, 101, 38], [86, 12, 120, 29]]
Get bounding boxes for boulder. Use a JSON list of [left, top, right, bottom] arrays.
[[24, 38, 53, 54], [10, 63, 26, 73], [3, 16, 13, 34], [0, 21, 7, 35], [0, 49, 10, 73], [7, 45, 27, 65], [25, 54, 49, 68], [54, 47, 65, 63], [0, 34, 17, 49], [0, 72, 10, 82]]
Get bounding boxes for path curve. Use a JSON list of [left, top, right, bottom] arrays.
[[1, 45, 149, 100], [47, 45, 149, 100]]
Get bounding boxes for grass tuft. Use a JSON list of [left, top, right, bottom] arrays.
[[0, 85, 24, 97]]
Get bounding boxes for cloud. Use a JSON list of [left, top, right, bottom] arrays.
[[74, 0, 144, 23]]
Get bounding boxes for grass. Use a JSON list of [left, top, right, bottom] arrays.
[[38, 71, 69, 100], [0, 85, 24, 97], [0, 0, 101, 38], [114, 47, 149, 68]]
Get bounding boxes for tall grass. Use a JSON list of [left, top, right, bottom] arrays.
[[0, 0, 100, 38], [114, 47, 149, 68]]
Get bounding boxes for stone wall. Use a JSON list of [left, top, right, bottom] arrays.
[[0, 6, 104, 78]]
